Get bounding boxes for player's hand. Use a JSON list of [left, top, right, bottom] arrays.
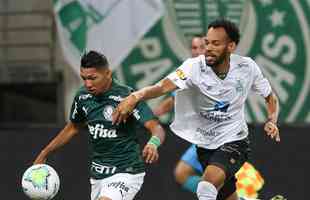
[[112, 94, 138, 125], [264, 120, 280, 142], [33, 151, 47, 165], [142, 144, 159, 164]]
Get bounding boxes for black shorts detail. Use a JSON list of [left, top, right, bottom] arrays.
[[196, 137, 251, 199]]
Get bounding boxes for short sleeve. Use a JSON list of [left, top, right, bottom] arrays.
[[69, 95, 86, 123], [251, 60, 272, 97], [166, 58, 194, 90], [132, 101, 155, 124]]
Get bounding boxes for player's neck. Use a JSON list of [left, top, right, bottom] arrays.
[[214, 62, 229, 73], [213, 58, 230, 80]]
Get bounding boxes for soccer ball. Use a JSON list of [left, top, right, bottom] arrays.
[[22, 164, 60, 200]]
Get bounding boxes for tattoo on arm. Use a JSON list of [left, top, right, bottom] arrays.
[[265, 92, 279, 123]]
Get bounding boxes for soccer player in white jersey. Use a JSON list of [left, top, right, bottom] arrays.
[[153, 35, 264, 199], [112, 18, 280, 200]]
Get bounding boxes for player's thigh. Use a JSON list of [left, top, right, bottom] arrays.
[[91, 173, 145, 200], [197, 138, 250, 189], [174, 160, 197, 183], [209, 138, 250, 179], [202, 164, 226, 189], [180, 145, 203, 173], [215, 138, 251, 198]]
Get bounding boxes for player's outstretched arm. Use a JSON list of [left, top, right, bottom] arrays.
[[142, 119, 166, 164], [112, 78, 177, 125], [153, 96, 175, 116], [264, 92, 280, 142], [33, 122, 82, 164]]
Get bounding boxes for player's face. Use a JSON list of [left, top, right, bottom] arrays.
[[205, 27, 235, 67], [80, 67, 112, 95], [191, 37, 206, 57]]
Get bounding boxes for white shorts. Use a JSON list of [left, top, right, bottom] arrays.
[[90, 172, 145, 200]]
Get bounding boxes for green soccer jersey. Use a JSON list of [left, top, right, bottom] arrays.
[[69, 79, 155, 179]]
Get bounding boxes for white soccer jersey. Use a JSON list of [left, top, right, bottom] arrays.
[[167, 54, 272, 149]]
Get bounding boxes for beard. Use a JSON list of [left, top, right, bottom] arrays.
[[206, 49, 228, 68]]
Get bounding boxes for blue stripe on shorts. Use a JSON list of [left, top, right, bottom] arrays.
[[180, 144, 203, 174]]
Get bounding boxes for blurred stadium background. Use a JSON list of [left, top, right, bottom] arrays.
[[1, 0, 309, 199]]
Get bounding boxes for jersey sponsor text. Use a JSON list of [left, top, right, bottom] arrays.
[[88, 124, 117, 139]]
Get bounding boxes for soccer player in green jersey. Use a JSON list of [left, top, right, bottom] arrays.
[[33, 50, 166, 200]]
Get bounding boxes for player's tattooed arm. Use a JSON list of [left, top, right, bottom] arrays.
[[112, 78, 177, 124], [264, 92, 280, 142], [152, 96, 175, 116]]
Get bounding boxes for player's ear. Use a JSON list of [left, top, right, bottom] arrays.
[[106, 68, 112, 77], [228, 41, 236, 52]]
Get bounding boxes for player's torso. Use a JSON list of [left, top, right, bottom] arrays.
[[171, 55, 257, 148], [77, 82, 145, 178], [191, 55, 253, 123]]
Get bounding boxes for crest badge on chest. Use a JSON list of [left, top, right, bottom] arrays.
[[102, 105, 114, 121]]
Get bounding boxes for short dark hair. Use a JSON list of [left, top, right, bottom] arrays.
[[81, 50, 109, 68], [208, 18, 240, 45]]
